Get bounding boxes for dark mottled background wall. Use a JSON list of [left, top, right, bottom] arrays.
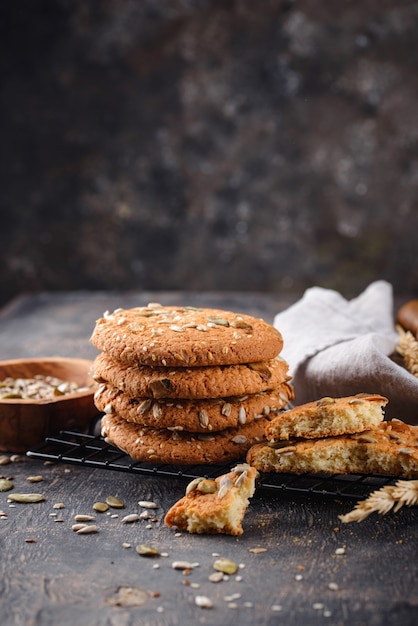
[[1, 0, 417, 309]]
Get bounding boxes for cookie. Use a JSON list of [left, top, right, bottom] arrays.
[[101, 412, 271, 465], [90, 303, 283, 367], [265, 393, 388, 441], [95, 382, 294, 432], [92, 352, 290, 399], [247, 419, 418, 478], [164, 463, 258, 535]]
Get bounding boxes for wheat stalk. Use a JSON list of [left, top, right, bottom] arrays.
[[338, 480, 418, 523], [396, 326, 418, 378]]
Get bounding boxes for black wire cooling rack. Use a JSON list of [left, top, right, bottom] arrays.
[[27, 426, 398, 501]]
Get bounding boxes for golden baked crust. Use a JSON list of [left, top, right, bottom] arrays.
[[265, 393, 388, 441], [95, 382, 293, 433], [247, 419, 418, 478], [92, 352, 291, 399], [101, 412, 270, 465], [90, 304, 283, 367], [164, 463, 258, 535]]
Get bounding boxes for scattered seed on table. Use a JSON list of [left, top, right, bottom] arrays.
[[139, 510, 151, 519], [122, 543, 131, 549], [76, 524, 98, 535], [26, 475, 43, 483], [335, 547, 346, 555], [172, 561, 199, 570], [93, 501, 109, 512], [0, 456, 10, 466], [121, 513, 140, 523], [213, 558, 237, 575], [138, 500, 158, 509], [328, 582, 339, 591], [0, 479, 13, 492], [72, 523, 89, 531], [7, 493, 45, 503], [249, 547, 267, 554], [53, 503, 65, 509], [74, 514, 95, 522], [209, 571, 224, 583], [136, 544, 159, 557], [106, 496, 124, 508], [195, 595, 213, 609]]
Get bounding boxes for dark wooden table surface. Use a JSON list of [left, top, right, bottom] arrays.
[[0, 291, 417, 626]]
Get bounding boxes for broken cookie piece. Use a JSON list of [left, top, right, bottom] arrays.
[[164, 463, 258, 535], [265, 393, 388, 441]]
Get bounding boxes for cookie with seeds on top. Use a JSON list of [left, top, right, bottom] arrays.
[[101, 412, 271, 465], [92, 352, 291, 399], [94, 382, 294, 433], [265, 393, 388, 441], [90, 304, 283, 367], [246, 419, 418, 478]]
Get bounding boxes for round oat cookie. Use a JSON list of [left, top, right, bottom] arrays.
[[101, 412, 271, 465], [92, 352, 291, 399], [90, 304, 283, 367], [95, 383, 294, 432]]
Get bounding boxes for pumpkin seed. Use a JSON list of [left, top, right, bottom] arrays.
[[0, 479, 13, 492], [106, 496, 124, 508], [197, 479, 217, 494], [93, 501, 109, 512], [213, 558, 238, 575], [186, 477, 205, 494], [317, 397, 336, 406], [136, 544, 159, 557], [8, 493, 45, 503]]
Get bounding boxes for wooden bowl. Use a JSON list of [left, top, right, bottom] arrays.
[[0, 357, 99, 453]]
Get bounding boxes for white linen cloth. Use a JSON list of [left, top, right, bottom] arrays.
[[274, 280, 418, 424]]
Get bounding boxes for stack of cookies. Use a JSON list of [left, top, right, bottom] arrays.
[[90, 303, 294, 465], [247, 393, 418, 478]]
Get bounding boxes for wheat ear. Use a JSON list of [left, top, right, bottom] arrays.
[[339, 480, 418, 523]]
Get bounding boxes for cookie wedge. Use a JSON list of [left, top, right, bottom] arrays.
[[164, 463, 258, 535], [247, 419, 418, 479]]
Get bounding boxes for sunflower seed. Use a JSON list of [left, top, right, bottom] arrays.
[[121, 514, 140, 523], [198, 409, 209, 429], [138, 500, 158, 509], [195, 595, 213, 608], [76, 524, 98, 534], [74, 514, 95, 522], [217, 477, 232, 499]]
